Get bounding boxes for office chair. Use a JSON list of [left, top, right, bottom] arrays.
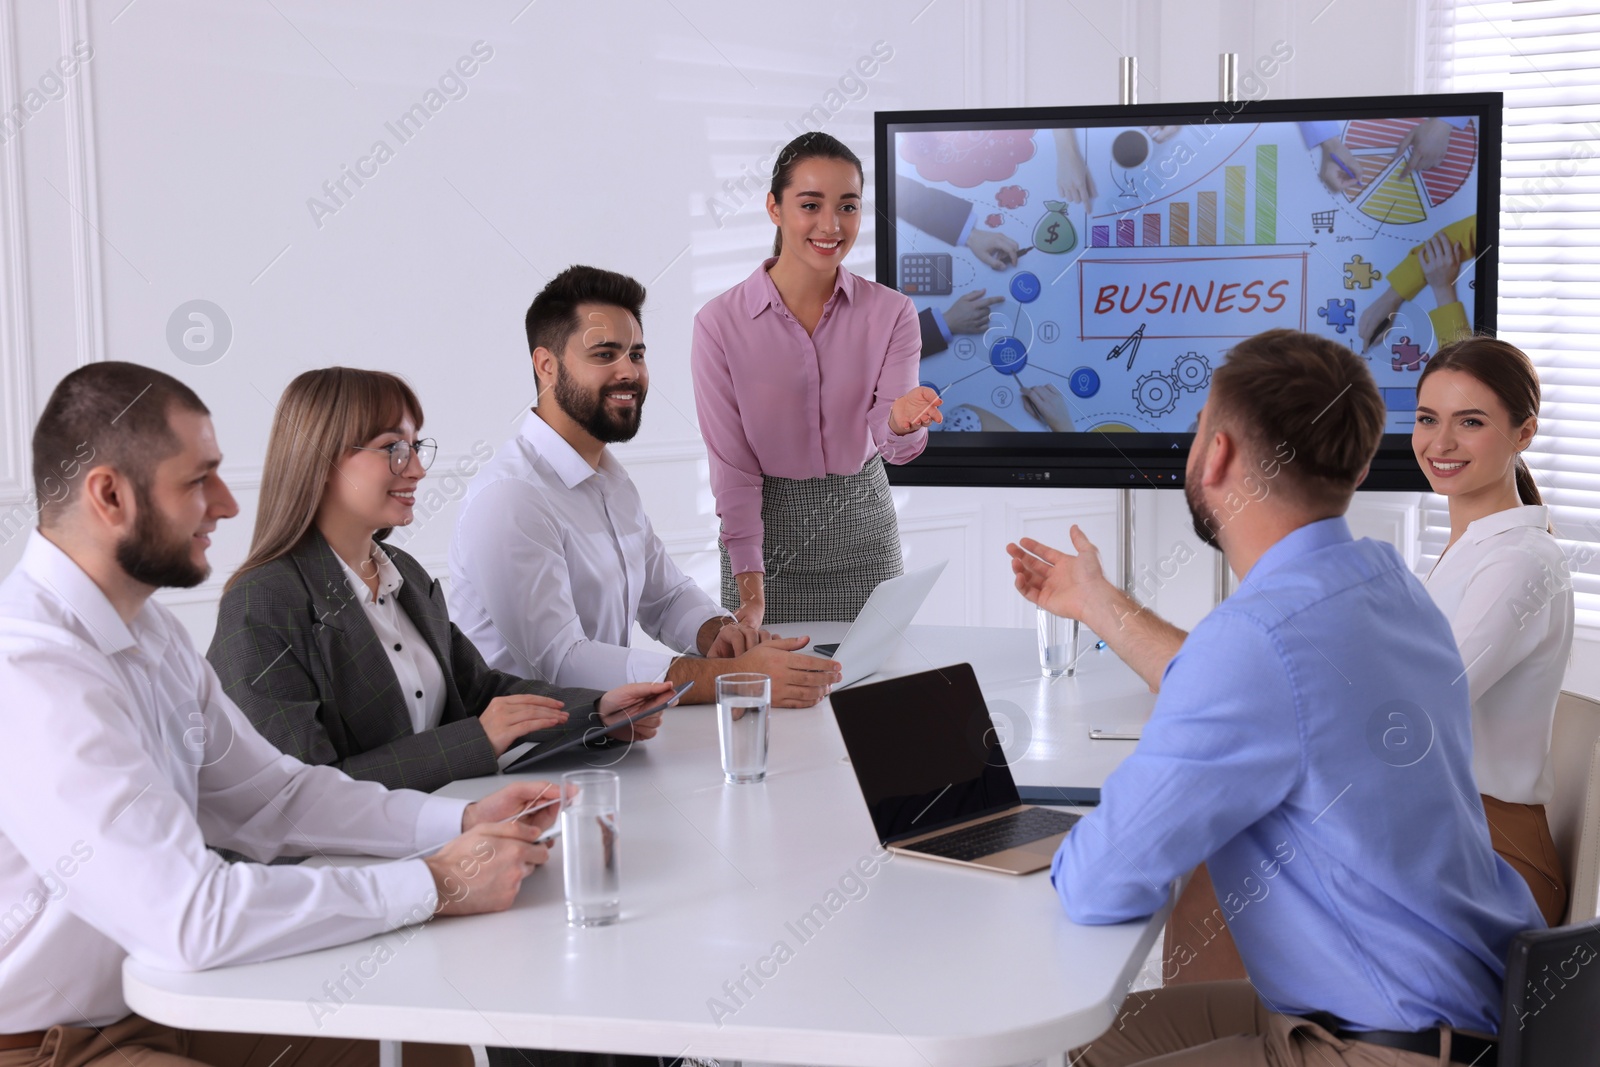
[[1498, 917, 1600, 1066], [1550, 692, 1600, 922]]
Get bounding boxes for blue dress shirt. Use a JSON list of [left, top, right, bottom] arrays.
[[1054, 518, 1543, 1034]]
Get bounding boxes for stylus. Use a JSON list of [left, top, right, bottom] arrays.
[[396, 796, 562, 863], [1328, 151, 1358, 182]]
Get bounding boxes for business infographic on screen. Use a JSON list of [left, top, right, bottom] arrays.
[[894, 116, 1481, 437]]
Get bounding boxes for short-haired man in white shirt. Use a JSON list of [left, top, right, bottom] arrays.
[[0, 362, 562, 1067], [450, 265, 841, 708]]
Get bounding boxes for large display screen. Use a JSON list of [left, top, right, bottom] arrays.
[[875, 93, 1502, 489]]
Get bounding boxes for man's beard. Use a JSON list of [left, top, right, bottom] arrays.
[[553, 362, 645, 444], [1184, 475, 1221, 550], [115, 483, 208, 589]]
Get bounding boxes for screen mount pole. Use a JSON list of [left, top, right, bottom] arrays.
[[1116, 56, 1139, 602], [1219, 53, 1239, 104], [1212, 52, 1239, 607]]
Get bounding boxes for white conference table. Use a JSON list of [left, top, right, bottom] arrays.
[[125, 624, 1165, 1066]]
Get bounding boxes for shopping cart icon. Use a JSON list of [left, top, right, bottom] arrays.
[[1312, 210, 1336, 235]]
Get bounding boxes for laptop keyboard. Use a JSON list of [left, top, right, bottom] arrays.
[[907, 807, 1081, 862]]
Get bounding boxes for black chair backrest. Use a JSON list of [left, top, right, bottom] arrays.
[[1499, 918, 1600, 1066]]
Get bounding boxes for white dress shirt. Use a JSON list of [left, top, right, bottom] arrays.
[[1424, 505, 1573, 806], [449, 410, 725, 689], [0, 532, 467, 1031], [334, 544, 447, 735]]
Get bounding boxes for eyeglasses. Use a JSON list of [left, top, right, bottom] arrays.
[[351, 438, 437, 474]]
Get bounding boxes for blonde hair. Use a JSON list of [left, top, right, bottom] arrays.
[[228, 367, 423, 589]]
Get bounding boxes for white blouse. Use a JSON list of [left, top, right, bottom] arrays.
[[336, 544, 448, 735], [1424, 505, 1573, 805]]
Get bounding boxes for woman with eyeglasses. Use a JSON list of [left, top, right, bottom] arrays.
[[209, 367, 674, 796]]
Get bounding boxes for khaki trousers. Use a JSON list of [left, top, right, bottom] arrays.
[[1163, 795, 1568, 987], [1481, 795, 1567, 927], [0, 1013, 472, 1067], [1075, 981, 1462, 1066]]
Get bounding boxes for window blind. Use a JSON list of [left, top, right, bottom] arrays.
[[1423, 0, 1600, 627]]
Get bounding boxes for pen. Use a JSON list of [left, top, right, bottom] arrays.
[[1328, 151, 1358, 182]]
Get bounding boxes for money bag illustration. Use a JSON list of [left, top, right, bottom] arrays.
[[1033, 200, 1077, 253]]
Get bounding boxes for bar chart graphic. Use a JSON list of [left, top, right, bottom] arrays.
[[1224, 166, 1246, 244], [1095, 139, 1281, 248], [1198, 192, 1217, 245], [1170, 202, 1190, 245], [1255, 145, 1277, 244]]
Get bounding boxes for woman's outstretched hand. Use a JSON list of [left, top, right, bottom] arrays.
[[890, 387, 943, 435]]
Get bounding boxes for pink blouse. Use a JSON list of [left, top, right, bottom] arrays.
[[691, 260, 928, 576]]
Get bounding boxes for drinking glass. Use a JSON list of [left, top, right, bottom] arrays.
[[1037, 606, 1081, 678], [716, 673, 771, 784], [560, 769, 620, 926]]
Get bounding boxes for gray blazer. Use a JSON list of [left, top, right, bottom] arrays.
[[208, 530, 603, 792]]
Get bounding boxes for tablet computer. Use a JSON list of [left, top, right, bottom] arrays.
[[502, 681, 692, 774]]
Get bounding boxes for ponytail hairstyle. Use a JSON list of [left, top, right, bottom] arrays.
[[768, 132, 864, 257], [1418, 336, 1543, 506]]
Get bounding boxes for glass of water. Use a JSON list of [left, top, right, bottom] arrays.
[[560, 769, 620, 926], [716, 673, 770, 784], [1037, 606, 1081, 678]]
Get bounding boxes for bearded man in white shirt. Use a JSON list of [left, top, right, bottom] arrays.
[[0, 362, 564, 1067], [449, 265, 841, 708]]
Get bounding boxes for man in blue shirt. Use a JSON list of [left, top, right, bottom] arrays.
[[1009, 329, 1541, 1065]]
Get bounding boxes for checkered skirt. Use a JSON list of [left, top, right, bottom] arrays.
[[719, 457, 904, 624]]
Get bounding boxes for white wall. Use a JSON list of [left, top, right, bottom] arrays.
[[0, 0, 1430, 656]]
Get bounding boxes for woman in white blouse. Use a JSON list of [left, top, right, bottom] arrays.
[[208, 368, 672, 796], [1414, 337, 1572, 925]]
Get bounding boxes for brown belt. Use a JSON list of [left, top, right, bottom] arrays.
[[0, 1033, 46, 1051]]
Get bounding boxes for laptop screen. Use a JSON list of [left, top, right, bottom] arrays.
[[830, 663, 1022, 844]]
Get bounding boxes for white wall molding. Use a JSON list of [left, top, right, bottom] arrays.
[[1346, 493, 1422, 568], [962, 0, 985, 107], [1005, 0, 1026, 107], [58, 0, 105, 367], [0, 0, 34, 506], [897, 508, 981, 622]]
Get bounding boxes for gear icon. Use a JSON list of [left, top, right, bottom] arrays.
[[1173, 352, 1212, 392], [1133, 371, 1179, 418]]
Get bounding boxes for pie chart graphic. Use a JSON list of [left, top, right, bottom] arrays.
[[1340, 118, 1477, 226]]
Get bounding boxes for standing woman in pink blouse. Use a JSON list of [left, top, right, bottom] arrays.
[[692, 133, 942, 626]]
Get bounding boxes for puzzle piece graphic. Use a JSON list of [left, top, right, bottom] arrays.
[[1318, 299, 1356, 334], [1390, 336, 1425, 372], [1343, 256, 1382, 290]]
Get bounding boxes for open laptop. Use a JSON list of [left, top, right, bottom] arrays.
[[811, 561, 947, 688], [830, 663, 1080, 874]]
